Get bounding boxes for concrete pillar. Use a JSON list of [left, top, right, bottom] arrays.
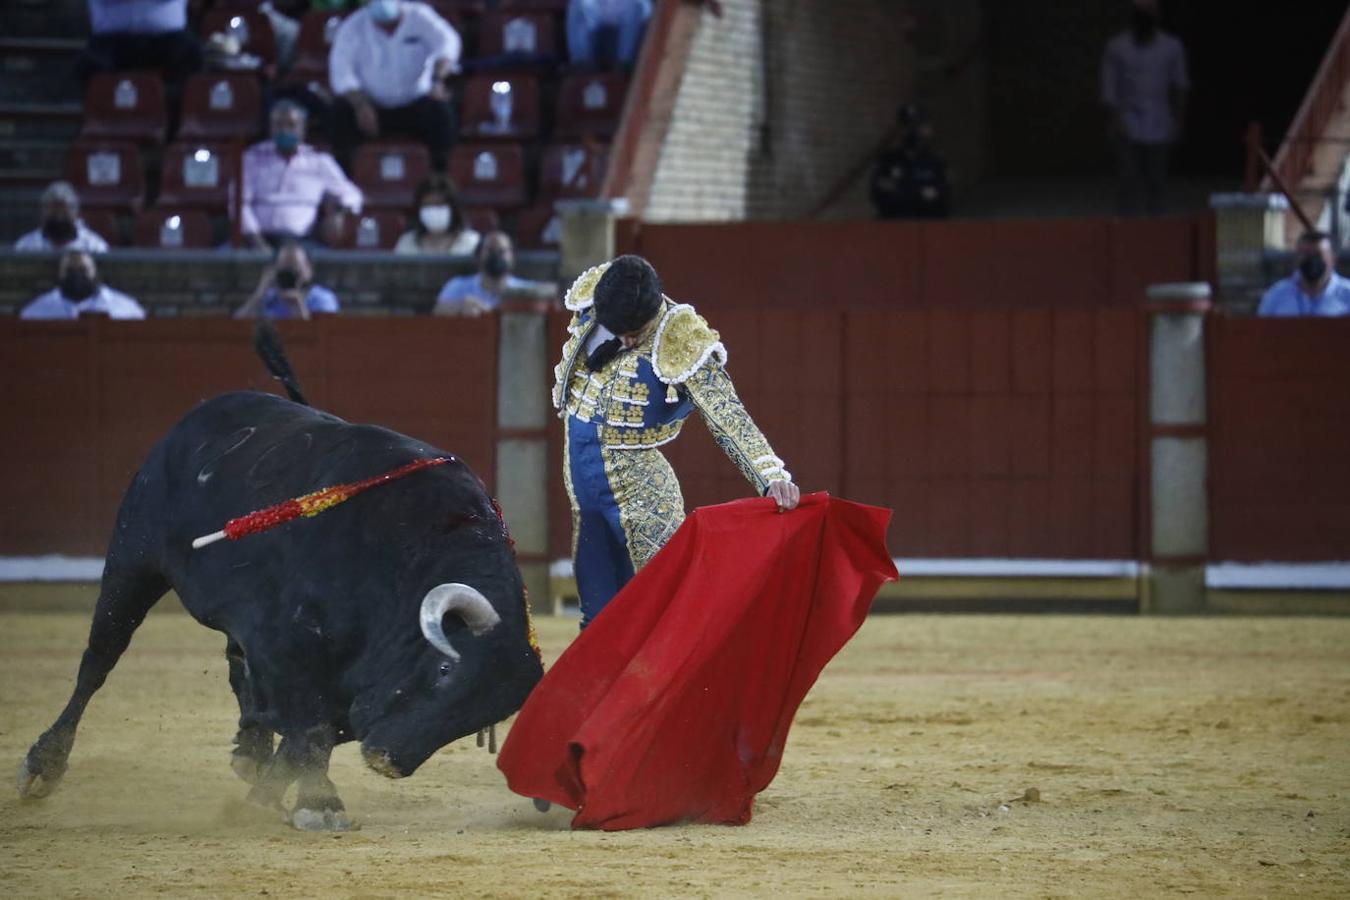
[[1142, 282, 1212, 614], [1209, 192, 1290, 314], [557, 198, 621, 285]]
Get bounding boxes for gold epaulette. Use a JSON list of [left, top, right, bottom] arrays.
[[651, 303, 727, 385], [563, 262, 612, 311]]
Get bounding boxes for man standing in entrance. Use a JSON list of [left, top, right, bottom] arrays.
[[554, 255, 799, 627]]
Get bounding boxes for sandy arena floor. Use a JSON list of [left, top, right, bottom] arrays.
[[1, 604, 1347, 898]]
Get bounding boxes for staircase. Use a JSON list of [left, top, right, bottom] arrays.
[[0, 0, 89, 240]]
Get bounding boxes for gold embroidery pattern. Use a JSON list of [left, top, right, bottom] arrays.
[[652, 304, 726, 384], [684, 360, 790, 494], [600, 443, 685, 571], [563, 262, 612, 311]]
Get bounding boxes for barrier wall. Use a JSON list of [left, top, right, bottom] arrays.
[[0, 317, 498, 556]]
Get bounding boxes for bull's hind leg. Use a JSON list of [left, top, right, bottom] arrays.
[[225, 637, 274, 785], [17, 566, 168, 799], [245, 724, 350, 831]]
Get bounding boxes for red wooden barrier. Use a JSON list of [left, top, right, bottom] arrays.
[[0, 318, 498, 557]]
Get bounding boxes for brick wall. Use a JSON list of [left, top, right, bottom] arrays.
[[644, 0, 915, 222]]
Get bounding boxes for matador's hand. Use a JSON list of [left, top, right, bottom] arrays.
[[766, 480, 799, 511]]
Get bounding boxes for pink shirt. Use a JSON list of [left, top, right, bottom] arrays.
[[240, 141, 363, 237]]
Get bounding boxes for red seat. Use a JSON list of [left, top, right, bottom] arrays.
[[201, 8, 279, 65], [79, 208, 122, 247], [449, 143, 527, 208], [538, 142, 608, 198], [513, 202, 561, 250], [156, 142, 240, 209], [459, 74, 540, 140], [464, 207, 500, 235], [554, 72, 627, 140], [134, 208, 214, 249], [339, 209, 408, 250], [352, 142, 432, 209], [80, 72, 166, 145], [282, 10, 346, 87], [63, 141, 146, 211], [476, 11, 558, 61], [178, 73, 262, 142], [429, 0, 484, 18]]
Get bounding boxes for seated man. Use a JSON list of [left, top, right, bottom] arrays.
[[1257, 230, 1350, 317], [567, 0, 652, 69], [14, 181, 111, 253], [433, 231, 533, 316], [241, 100, 364, 251], [234, 241, 340, 320], [329, 0, 462, 172], [21, 249, 145, 320], [76, 0, 202, 86], [871, 104, 950, 220]]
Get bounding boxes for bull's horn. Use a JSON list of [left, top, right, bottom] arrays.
[[419, 583, 501, 660]]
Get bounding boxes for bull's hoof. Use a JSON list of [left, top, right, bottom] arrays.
[[16, 757, 60, 801], [291, 806, 354, 832], [532, 798, 552, 813], [230, 749, 268, 786]]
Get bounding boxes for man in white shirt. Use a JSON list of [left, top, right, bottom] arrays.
[[1100, 0, 1189, 216], [14, 182, 112, 254], [20, 250, 146, 320], [329, 0, 462, 172]]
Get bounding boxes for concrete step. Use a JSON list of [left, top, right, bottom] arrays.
[[0, 38, 85, 105], [0, 0, 89, 38], [0, 102, 82, 141], [0, 138, 66, 181]]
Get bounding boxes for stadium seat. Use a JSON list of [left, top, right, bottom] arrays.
[[449, 143, 528, 209], [156, 142, 240, 209], [79, 208, 123, 247], [281, 10, 346, 87], [79, 72, 166, 145], [538, 142, 608, 198], [459, 75, 540, 140], [429, 0, 485, 19], [474, 11, 559, 69], [352, 142, 431, 209], [63, 141, 146, 211], [134, 208, 214, 249], [177, 73, 262, 142], [201, 8, 279, 66], [338, 209, 408, 250], [464, 207, 500, 236], [554, 72, 627, 140], [513, 202, 561, 250]]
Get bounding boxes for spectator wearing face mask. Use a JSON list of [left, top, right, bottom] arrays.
[[15, 182, 112, 253], [21, 249, 145, 320], [393, 174, 479, 256], [433, 231, 531, 316], [234, 241, 341, 320], [329, 0, 462, 172], [241, 100, 364, 251], [1257, 231, 1350, 317]]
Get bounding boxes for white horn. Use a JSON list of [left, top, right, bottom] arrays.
[[419, 583, 501, 661]]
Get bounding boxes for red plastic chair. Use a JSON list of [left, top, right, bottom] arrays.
[[449, 143, 528, 208], [538, 142, 608, 198], [512, 202, 562, 250], [201, 8, 279, 66], [352, 142, 432, 209], [63, 141, 146, 211], [78, 207, 123, 247], [339, 209, 408, 250], [459, 74, 540, 140], [156, 142, 240, 209], [553, 72, 628, 140], [282, 10, 346, 87], [476, 10, 558, 60], [177, 73, 262, 142], [79, 72, 166, 145], [134, 208, 214, 249], [463, 207, 500, 236]]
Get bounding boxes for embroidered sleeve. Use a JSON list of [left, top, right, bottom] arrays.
[[551, 311, 588, 411], [682, 359, 791, 494]]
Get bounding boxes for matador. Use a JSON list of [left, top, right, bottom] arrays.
[[553, 255, 800, 627]]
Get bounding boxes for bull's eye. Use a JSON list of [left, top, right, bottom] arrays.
[[438, 662, 453, 677]]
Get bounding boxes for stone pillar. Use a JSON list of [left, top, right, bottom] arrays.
[[556, 198, 621, 285], [1209, 192, 1290, 314], [1142, 282, 1212, 614]]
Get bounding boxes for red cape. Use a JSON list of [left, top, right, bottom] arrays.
[[496, 493, 898, 830]]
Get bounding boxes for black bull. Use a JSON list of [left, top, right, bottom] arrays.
[[16, 389, 543, 830]]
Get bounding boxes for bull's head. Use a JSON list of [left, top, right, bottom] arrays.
[[417, 583, 501, 661]]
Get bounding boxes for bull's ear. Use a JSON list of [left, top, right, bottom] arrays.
[[419, 583, 500, 660]]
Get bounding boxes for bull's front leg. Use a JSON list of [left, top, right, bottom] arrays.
[[246, 723, 350, 831]]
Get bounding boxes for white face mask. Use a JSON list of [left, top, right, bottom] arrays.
[[419, 205, 452, 233], [369, 0, 401, 24]]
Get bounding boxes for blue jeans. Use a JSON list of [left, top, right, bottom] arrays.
[[566, 0, 652, 68]]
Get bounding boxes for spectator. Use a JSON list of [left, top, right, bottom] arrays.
[[870, 104, 950, 220], [393, 174, 480, 256], [20, 249, 145, 320], [433, 231, 531, 316], [1257, 231, 1350, 317], [77, 0, 203, 86], [241, 100, 363, 251], [567, 0, 652, 70], [15, 182, 111, 254], [1101, 0, 1189, 216], [329, 0, 462, 172], [235, 241, 341, 320]]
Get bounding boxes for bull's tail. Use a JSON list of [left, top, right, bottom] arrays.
[[253, 321, 308, 406]]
